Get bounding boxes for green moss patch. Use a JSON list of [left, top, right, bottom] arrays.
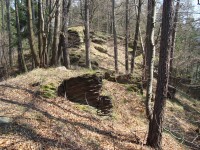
[[92, 38, 106, 45], [40, 83, 57, 98], [94, 46, 107, 53]]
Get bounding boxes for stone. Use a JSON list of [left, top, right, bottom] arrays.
[[92, 38, 106, 45], [167, 85, 176, 99], [0, 117, 13, 124], [57, 74, 113, 115], [94, 46, 107, 53], [104, 72, 143, 95]]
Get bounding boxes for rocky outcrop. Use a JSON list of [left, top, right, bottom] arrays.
[[104, 72, 143, 95], [68, 26, 85, 48], [94, 46, 107, 53], [57, 74, 113, 115], [92, 38, 106, 45]]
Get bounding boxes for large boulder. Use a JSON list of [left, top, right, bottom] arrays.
[[92, 38, 106, 45], [0, 117, 13, 124], [94, 46, 107, 53], [104, 72, 143, 95], [68, 26, 85, 48], [57, 74, 113, 115], [69, 53, 99, 70], [167, 85, 176, 99]]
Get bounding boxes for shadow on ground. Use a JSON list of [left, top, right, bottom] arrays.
[[0, 83, 141, 149], [166, 93, 200, 150]]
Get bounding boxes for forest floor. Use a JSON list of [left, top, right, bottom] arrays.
[[0, 32, 199, 150]]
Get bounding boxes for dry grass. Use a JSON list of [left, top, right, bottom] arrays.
[[0, 67, 185, 150], [164, 92, 200, 150]]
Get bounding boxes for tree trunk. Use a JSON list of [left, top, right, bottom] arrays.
[[32, 0, 35, 21], [196, 63, 199, 81], [125, 0, 129, 74], [85, 0, 91, 68], [130, 0, 142, 73], [62, 0, 71, 69], [140, 27, 146, 83], [112, 0, 118, 73], [145, 0, 156, 121], [27, 0, 40, 67], [38, 0, 43, 66], [47, 0, 53, 64], [146, 0, 174, 149], [1, 0, 4, 31], [170, 0, 180, 75], [15, 0, 27, 72], [41, 1, 48, 67], [106, 1, 110, 34], [6, 0, 13, 67], [51, 0, 61, 66], [1, 0, 8, 68]]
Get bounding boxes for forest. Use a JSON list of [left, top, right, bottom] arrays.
[[0, 0, 199, 149]]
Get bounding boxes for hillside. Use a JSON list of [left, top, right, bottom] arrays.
[[0, 32, 199, 149]]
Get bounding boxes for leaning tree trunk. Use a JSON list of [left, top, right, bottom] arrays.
[[145, 0, 156, 121], [130, 0, 142, 73], [6, 0, 13, 67], [27, 0, 40, 67], [15, 0, 27, 72], [112, 0, 118, 73], [85, 0, 91, 69], [146, 0, 174, 149], [62, 0, 71, 69], [170, 0, 180, 75], [125, 0, 129, 74]]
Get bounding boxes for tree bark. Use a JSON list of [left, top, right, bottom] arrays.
[[145, 0, 156, 121], [41, 1, 48, 67], [1, 0, 8, 68], [62, 0, 71, 68], [15, 0, 27, 72], [112, 0, 118, 73], [38, 0, 43, 66], [32, 0, 35, 21], [130, 0, 142, 73], [85, 0, 91, 68], [27, 0, 40, 67], [47, 0, 52, 62], [125, 0, 129, 74], [170, 0, 180, 75], [51, 0, 61, 66], [6, 0, 13, 67], [146, 0, 174, 149]]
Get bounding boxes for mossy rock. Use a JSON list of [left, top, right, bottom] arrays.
[[70, 53, 81, 64], [128, 42, 134, 49], [40, 83, 57, 98], [97, 35, 107, 40], [117, 35, 124, 40], [94, 32, 110, 40], [126, 85, 139, 92], [91, 60, 99, 70], [94, 46, 107, 53], [78, 60, 99, 70], [68, 26, 84, 47], [92, 38, 106, 45], [0, 117, 13, 124]]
